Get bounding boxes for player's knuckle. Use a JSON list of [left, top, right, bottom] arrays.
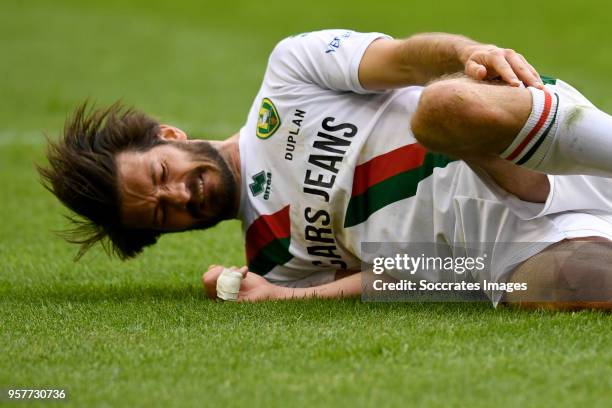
[[203, 272, 215, 286], [417, 81, 454, 114]]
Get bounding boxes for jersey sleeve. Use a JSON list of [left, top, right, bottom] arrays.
[[266, 29, 392, 94]]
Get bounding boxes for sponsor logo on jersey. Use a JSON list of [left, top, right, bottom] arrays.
[[249, 170, 272, 200], [284, 108, 306, 161], [325, 31, 352, 53], [301, 116, 359, 270], [256, 98, 281, 139]]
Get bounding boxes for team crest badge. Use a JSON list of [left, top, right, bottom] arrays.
[[256, 98, 281, 139]]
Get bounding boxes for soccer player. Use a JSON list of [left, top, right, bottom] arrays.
[[39, 30, 612, 309]]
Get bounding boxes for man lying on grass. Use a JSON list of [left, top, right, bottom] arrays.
[[39, 30, 612, 310]]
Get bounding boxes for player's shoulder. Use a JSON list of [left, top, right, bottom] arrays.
[[268, 29, 356, 61]]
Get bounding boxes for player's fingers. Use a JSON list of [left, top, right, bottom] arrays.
[[202, 271, 217, 298], [518, 54, 544, 89], [465, 60, 487, 80], [206, 265, 225, 277], [486, 51, 521, 86], [506, 51, 542, 88], [202, 266, 225, 298], [239, 266, 248, 278]]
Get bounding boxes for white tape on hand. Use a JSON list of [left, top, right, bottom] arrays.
[[216, 268, 244, 301]]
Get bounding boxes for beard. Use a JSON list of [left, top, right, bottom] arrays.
[[170, 139, 238, 231]]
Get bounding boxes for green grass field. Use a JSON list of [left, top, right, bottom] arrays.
[[1, 0, 612, 406]]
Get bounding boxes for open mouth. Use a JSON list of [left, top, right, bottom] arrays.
[[189, 166, 221, 220], [197, 172, 206, 211], [186, 170, 207, 219]]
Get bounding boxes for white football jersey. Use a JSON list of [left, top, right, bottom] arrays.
[[236, 29, 612, 289], [237, 29, 457, 286]]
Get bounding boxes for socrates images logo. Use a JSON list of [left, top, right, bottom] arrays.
[[256, 97, 281, 139]]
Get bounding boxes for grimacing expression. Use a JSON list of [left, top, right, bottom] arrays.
[[116, 140, 237, 232]]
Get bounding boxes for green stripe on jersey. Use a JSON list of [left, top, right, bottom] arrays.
[[344, 153, 454, 228], [248, 237, 292, 276], [540, 75, 557, 85]]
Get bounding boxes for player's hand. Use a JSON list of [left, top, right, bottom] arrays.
[[236, 272, 285, 302], [202, 264, 286, 301], [460, 44, 544, 89], [202, 264, 228, 298]]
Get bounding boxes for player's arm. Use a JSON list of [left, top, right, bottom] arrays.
[[203, 266, 362, 301], [264, 272, 362, 301], [358, 33, 544, 90]]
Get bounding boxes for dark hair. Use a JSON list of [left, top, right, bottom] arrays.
[[38, 102, 164, 260]]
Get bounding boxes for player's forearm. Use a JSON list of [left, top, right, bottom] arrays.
[[396, 33, 480, 83], [360, 32, 480, 89], [276, 272, 362, 300]]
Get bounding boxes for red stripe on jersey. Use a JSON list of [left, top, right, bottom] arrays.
[[506, 90, 552, 161], [245, 205, 291, 262], [351, 144, 427, 197]]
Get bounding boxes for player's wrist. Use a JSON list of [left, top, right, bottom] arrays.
[[453, 35, 487, 65], [456, 42, 481, 66], [273, 285, 297, 300]]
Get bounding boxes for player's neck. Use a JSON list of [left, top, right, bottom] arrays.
[[211, 132, 241, 218]]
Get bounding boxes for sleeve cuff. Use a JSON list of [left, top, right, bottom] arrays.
[[349, 33, 393, 94]]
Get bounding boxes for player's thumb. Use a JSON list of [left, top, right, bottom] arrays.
[[465, 60, 487, 80]]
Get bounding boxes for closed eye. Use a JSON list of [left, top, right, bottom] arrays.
[[152, 161, 169, 228], [160, 162, 170, 226], [162, 161, 168, 183]]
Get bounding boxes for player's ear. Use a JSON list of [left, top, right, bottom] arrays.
[[159, 124, 188, 141]]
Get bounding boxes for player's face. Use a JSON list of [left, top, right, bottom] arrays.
[[116, 139, 237, 232]]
